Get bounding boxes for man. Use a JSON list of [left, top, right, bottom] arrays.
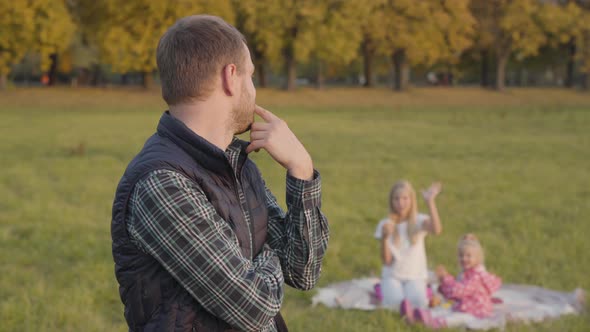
[[111, 15, 329, 332]]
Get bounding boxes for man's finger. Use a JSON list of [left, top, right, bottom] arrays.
[[250, 122, 271, 131], [246, 140, 265, 154], [254, 105, 278, 122], [249, 131, 267, 140]]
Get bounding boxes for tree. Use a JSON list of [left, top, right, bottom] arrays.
[[0, 2, 34, 89], [34, 0, 76, 85], [238, 0, 321, 91], [310, 1, 366, 89], [470, 1, 496, 87], [471, 0, 547, 91], [368, 0, 474, 91], [552, 1, 590, 89], [67, 0, 105, 86], [233, 0, 271, 87], [0, 0, 74, 89], [238, 0, 364, 91], [357, 0, 383, 87], [72, 0, 234, 88], [537, 1, 580, 88], [433, 0, 476, 83]]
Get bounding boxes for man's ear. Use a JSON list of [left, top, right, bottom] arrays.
[[221, 63, 238, 96]]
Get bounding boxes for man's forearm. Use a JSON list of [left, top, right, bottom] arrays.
[[266, 170, 329, 290]]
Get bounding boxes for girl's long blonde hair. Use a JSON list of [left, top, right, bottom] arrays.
[[388, 180, 420, 245]]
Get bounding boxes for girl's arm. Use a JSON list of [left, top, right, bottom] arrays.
[[440, 271, 495, 300], [439, 275, 476, 300], [481, 272, 502, 294], [381, 221, 394, 265], [422, 182, 442, 235]]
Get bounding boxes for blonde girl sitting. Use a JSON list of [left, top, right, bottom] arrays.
[[405, 234, 502, 329], [374, 180, 443, 311]]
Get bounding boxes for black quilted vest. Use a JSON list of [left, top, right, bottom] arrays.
[[111, 112, 286, 331]]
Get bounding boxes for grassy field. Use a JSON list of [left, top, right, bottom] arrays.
[[1, 87, 589, 331]]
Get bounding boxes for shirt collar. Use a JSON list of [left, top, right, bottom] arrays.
[[225, 137, 247, 173]]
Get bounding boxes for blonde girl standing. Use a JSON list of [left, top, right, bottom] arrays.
[[374, 180, 443, 310]]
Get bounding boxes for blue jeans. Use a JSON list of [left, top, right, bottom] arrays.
[[381, 276, 428, 310]]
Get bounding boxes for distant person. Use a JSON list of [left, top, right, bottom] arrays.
[[111, 15, 329, 332], [41, 74, 49, 86], [402, 234, 502, 329], [426, 72, 438, 86], [374, 180, 443, 311]]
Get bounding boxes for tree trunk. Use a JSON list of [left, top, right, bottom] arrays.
[[392, 49, 407, 91], [518, 68, 528, 86], [285, 54, 296, 91], [77, 68, 89, 86], [565, 39, 576, 88], [91, 64, 101, 86], [48, 53, 58, 86], [256, 62, 267, 88], [284, 26, 298, 91], [316, 60, 324, 90], [362, 38, 374, 87], [446, 65, 454, 86], [253, 47, 267, 88], [142, 71, 153, 89], [495, 51, 509, 91], [481, 50, 489, 87], [0, 74, 6, 90]]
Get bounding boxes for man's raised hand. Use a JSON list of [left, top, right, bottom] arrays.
[[246, 105, 313, 180]]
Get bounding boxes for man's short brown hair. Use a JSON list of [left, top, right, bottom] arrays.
[[157, 15, 247, 105]]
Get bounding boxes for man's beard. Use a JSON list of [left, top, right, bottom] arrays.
[[231, 85, 255, 135]]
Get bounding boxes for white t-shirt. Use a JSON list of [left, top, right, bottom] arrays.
[[374, 213, 430, 280]]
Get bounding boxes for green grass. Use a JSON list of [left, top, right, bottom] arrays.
[[1, 87, 589, 331]]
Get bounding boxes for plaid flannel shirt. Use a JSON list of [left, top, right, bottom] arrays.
[[126, 139, 329, 331]]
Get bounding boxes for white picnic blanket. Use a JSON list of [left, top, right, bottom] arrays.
[[311, 277, 586, 330]]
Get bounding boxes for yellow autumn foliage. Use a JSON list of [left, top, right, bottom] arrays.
[[77, 0, 234, 74]]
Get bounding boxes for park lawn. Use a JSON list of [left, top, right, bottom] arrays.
[[1, 87, 589, 331]]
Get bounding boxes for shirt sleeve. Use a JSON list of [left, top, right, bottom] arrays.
[[374, 218, 389, 239], [440, 272, 492, 301], [480, 272, 502, 295], [439, 275, 473, 300], [127, 170, 282, 332], [264, 169, 330, 290]]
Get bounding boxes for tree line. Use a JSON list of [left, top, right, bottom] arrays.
[[1, 0, 589, 91]]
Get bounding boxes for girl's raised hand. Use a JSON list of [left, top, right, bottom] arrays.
[[422, 182, 442, 202]]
